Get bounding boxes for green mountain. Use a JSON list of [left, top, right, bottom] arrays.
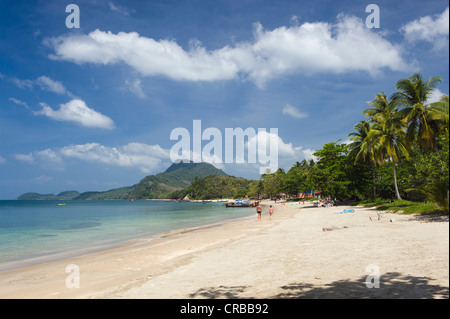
[[72, 186, 134, 200], [17, 162, 228, 200], [17, 190, 80, 200], [130, 162, 227, 199]]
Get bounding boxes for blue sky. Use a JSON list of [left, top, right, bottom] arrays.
[[0, 0, 448, 199]]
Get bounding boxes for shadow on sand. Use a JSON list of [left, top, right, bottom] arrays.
[[187, 272, 449, 299]]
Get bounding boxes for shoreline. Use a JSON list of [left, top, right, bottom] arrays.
[[0, 200, 259, 272], [0, 201, 448, 299], [0, 199, 279, 298]]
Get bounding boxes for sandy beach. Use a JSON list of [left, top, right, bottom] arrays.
[[0, 201, 448, 299]]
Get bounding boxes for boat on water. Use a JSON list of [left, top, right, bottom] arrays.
[[225, 199, 258, 208]]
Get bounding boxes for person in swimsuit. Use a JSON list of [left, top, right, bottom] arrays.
[[268, 205, 274, 220], [256, 204, 262, 221]]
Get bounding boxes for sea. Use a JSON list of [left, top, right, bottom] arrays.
[[0, 200, 255, 271]]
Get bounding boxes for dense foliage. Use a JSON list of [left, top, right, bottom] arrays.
[[257, 73, 449, 213], [170, 175, 257, 200]]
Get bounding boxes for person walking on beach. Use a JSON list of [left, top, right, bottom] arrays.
[[256, 204, 262, 221], [268, 205, 274, 220]]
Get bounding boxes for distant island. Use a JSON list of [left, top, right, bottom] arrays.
[[17, 162, 256, 201]]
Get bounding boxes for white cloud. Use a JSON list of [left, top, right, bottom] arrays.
[[60, 142, 169, 173], [427, 88, 448, 104], [35, 149, 65, 170], [246, 130, 293, 157], [246, 130, 315, 169], [47, 14, 410, 87], [401, 7, 449, 49], [15, 132, 316, 177], [4, 74, 74, 97], [11, 77, 34, 89], [123, 79, 146, 98], [14, 150, 64, 170], [15, 153, 35, 164], [36, 76, 72, 96], [0, 156, 6, 164], [282, 104, 308, 119], [108, 2, 135, 16], [9, 97, 30, 109], [36, 99, 115, 129], [14, 142, 171, 174]]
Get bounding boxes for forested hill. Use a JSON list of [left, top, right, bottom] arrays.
[[17, 162, 228, 200], [130, 162, 227, 199]]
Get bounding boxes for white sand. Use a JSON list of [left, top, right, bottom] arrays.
[[0, 202, 448, 299]]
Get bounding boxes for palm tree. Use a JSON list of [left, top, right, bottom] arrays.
[[431, 94, 449, 136], [366, 93, 408, 200], [392, 73, 447, 151], [364, 91, 392, 119], [348, 120, 380, 198]]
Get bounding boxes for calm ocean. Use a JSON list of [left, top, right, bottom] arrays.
[[0, 200, 254, 270]]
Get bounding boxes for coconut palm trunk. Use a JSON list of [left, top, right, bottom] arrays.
[[391, 157, 402, 200], [364, 92, 408, 201]]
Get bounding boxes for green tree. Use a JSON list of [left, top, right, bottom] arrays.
[[406, 130, 449, 213], [365, 92, 408, 200], [281, 163, 302, 196], [348, 120, 380, 199], [392, 73, 447, 151], [261, 168, 285, 198], [310, 141, 352, 199]]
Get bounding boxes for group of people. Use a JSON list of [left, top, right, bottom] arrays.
[[314, 199, 335, 208], [256, 204, 274, 221]]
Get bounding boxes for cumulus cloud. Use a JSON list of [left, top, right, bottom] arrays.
[[14, 142, 170, 173], [60, 142, 169, 173], [15, 131, 315, 176], [245, 130, 315, 173], [36, 99, 115, 129], [62, 142, 170, 173], [282, 104, 308, 119], [47, 14, 410, 87], [401, 7, 449, 49]]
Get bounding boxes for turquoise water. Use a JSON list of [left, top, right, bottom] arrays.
[[0, 200, 254, 270]]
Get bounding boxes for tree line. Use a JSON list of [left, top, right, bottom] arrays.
[[258, 73, 449, 213]]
